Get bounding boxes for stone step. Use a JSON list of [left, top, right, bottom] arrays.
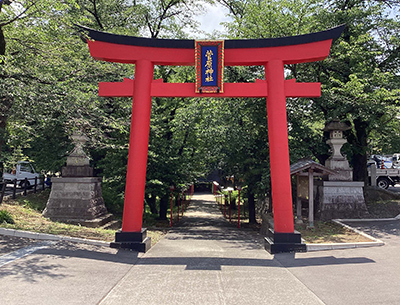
[[72, 213, 114, 228], [101, 219, 122, 230]]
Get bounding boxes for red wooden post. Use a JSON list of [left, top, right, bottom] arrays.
[[181, 192, 184, 216], [228, 190, 232, 222], [266, 60, 294, 234], [177, 193, 180, 222], [122, 60, 153, 233], [224, 194, 227, 218]]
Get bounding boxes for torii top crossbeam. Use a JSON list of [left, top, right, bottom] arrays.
[[84, 25, 343, 65], [82, 25, 344, 99], [82, 25, 344, 253]]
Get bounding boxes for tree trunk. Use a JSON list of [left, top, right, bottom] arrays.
[[230, 194, 236, 210], [248, 192, 256, 224], [145, 193, 158, 214], [0, 26, 4, 179], [158, 194, 168, 220], [349, 119, 369, 184], [353, 152, 368, 183], [0, 26, 5, 56], [267, 194, 273, 213], [0, 95, 13, 179], [0, 26, 12, 178]]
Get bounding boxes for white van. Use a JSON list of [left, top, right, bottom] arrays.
[[3, 161, 40, 188]]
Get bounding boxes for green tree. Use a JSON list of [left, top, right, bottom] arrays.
[[0, 0, 212, 217], [221, 0, 400, 186]]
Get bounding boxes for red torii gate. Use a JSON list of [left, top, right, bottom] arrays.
[[82, 25, 344, 253]]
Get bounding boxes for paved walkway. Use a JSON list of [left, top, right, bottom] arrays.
[[1, 193, 400, 304], [100, 193, 323, 305]]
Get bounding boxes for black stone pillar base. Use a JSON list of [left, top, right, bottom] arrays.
[[110, 228, 151, 253], [264, 228, 306, 254]]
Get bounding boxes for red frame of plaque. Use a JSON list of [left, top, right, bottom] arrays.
[[195, 40, 224, 93]]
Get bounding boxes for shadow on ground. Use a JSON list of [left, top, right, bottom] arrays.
[[0, 235, 37, 255], [135, 255, 375, 271], [344, 220, 400, 241]]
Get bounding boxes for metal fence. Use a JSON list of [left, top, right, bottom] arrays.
[[0, 177, 47, 204]]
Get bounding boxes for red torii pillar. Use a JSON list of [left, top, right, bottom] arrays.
[[82, 25, 344, 253]]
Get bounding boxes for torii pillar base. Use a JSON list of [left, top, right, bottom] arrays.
[[264, 229, 306, 254], [110, 229, 151, 253]]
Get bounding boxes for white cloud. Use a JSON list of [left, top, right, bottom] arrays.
[[196, 2, 231, 34]]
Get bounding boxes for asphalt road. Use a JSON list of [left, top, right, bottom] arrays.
[[0, 239, 141, 304], [0, 194, 400, 304], [274, 219, 400, 304]]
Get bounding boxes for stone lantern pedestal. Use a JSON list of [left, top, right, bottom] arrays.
[[43, 134, 111, 227], [316, 120, 368, 219], [325, 136, 353, 181]]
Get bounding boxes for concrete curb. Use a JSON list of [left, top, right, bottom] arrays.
[[306, 219, 385, 252], [306, 240, 385, 252], [335, 214, 400, 222], [0, 227, 111, 247]]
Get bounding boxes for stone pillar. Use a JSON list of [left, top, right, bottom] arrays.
[[42, 133, 110, 227]]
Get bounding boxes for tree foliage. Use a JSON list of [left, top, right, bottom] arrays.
[[222, 0, 400, 184], [1, 0, 400, 221]]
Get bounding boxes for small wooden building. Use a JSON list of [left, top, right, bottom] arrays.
[[290, 159, 336, 227]]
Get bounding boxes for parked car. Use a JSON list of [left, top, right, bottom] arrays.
[[368, 153, 400, 189], [3, 161, 40, 188]]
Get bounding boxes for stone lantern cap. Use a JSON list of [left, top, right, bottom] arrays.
[[324, 119, 351, 139], [323, 119, 351, 132]]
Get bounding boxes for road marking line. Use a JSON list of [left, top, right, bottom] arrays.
[[0, 241, 56, 268]]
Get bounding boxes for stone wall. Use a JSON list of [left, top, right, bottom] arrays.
[[316, 181, 368, 219]]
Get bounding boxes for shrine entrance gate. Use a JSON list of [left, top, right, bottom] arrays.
[[82, 25, 344, 253]]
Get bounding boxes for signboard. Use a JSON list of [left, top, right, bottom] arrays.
[[195, 40, 224, 93], [298, 176, 309, 200]]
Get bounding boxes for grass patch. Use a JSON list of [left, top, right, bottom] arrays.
[[0, 210, 14, 224], [295, 221, 372, 244], [14, 190, 50, 211], [365, 200, 400, 218], [0, 191, 167, 246], [0, 202, 116, 241]]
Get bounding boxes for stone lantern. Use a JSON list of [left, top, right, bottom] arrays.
[[324, 119, 352, 181], [315, 119, 368, 219], [43, 133, 111, 227]]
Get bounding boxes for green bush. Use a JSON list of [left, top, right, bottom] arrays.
[[102, 182, 124, 216], [0, 210, 15, 224]]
